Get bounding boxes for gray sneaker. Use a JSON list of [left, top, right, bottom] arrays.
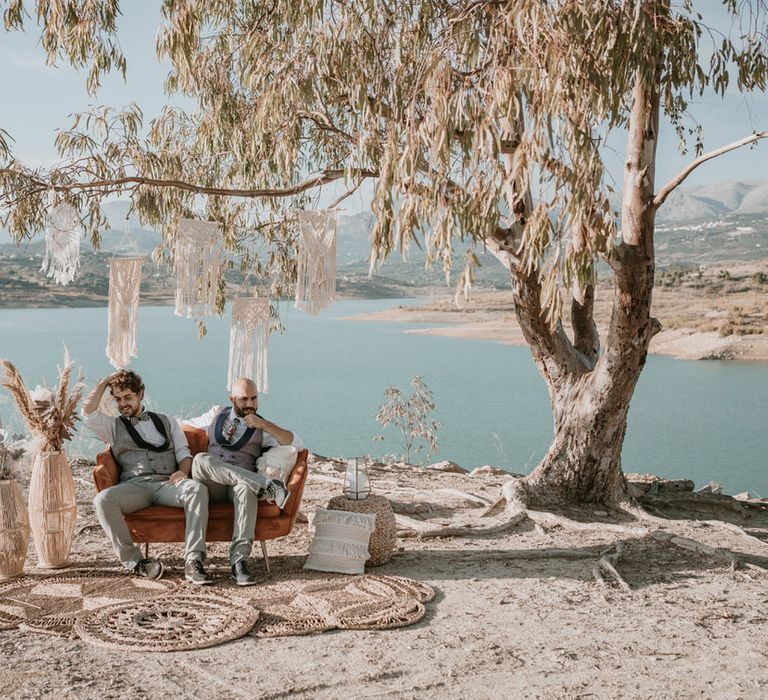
[[133, 558, 163, 580], [184, 559, 213, 585], [230, 561, 257, 586], [265, 479, 291, 509]]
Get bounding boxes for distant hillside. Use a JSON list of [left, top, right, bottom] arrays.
[[2, 177, 767, 307], [643, 179, 768, 224]]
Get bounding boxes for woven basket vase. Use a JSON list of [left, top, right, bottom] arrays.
[[0, 480, 30, 580], [28, 451, 77, 568], [327, 494, 396, 566]]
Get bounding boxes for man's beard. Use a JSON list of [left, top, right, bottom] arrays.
[[233, 405, 256, 417]]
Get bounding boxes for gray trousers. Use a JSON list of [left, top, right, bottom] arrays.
[[191, 452, 270, 565], [93, 476, 209, 570]]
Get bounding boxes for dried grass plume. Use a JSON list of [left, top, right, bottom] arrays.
[[1, 347, 86, 454]]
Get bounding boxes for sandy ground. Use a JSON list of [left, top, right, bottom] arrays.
[[2, 455, 768, 699], [348, 261, 768, 362]]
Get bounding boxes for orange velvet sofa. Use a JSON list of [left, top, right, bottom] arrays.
[[92, 425, 308, 571]]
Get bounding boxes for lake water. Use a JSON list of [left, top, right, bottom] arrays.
[[0, 299, 766, 496]]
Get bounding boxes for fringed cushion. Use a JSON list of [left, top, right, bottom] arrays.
[[304, 507, 377, 575]]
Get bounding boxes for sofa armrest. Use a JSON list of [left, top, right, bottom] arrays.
[[181, 425, 209, 455], [282, 449, 309, 516], [93, 448, 119, 492]]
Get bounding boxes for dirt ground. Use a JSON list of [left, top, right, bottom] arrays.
[[350, 261, 768, 362], [2, 454, 768, 699]]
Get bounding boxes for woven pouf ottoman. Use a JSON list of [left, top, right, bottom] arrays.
[[327, 494, 397, 566]]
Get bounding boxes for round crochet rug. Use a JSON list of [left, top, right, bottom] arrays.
[[0, 574, 178, 637], [73, 592, 259, 652]]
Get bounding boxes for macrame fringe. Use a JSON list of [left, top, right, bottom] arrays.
[[42, 203, 82, 286], [106, 257, 144, 369], [173, 219, 223, 318], [227, 297, 271, 393], [295, 209, 337, 315]]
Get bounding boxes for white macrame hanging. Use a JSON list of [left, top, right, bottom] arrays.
[[295, 209, 338, 315], [227, 297, 271, 393], [173, 218, 223, 318], [42, 202, 82, 286], [106, 257, 144, 369]]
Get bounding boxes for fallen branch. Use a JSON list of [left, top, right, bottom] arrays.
[[527, 510, 648, 537], [594, 542, 632, 592], [399, 512, 528, 539], [640, 492, 749, 519], [650, 530, 768, 573], [698, 519, 768, 550], [457, 548, 598, 562]]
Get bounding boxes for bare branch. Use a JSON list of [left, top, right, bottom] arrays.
[[0, 168, 378, 201], [654, 131, 768, 208]]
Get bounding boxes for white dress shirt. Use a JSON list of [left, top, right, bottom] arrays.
[[184, 405, 304, 450], [85, 408, 192, 464]]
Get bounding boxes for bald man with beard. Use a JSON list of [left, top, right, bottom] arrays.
[[185, 378, 303, 586]]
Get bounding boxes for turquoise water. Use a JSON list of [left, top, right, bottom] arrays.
[[0, 300, 766, 496]]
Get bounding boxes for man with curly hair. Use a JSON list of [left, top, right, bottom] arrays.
[[84, 370, 212, 585]]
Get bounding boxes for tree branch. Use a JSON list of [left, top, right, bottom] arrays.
[[0, 167, 378, 201], [570, 282, 600, 368], [654, 131, 768, 208]]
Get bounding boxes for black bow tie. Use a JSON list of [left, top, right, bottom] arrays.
[[129, 412, 150, 425]]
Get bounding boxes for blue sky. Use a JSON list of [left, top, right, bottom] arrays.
[[0, 0, 765, 211]]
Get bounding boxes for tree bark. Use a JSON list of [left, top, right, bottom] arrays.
[[494, 50, 663, 507]]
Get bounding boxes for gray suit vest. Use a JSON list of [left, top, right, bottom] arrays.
[[113, 413, 178, 481], [207, 407, 264, 471]]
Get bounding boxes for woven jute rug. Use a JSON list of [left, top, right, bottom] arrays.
[[243, 570, 435, 638], [0, 570, 435, 650], [0, 573, 179, 637], [74, 591, 259, 652]]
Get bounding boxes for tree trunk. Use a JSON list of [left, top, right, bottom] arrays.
[[506, 58, 662, 507]]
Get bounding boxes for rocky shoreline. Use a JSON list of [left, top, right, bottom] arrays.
[[348, 261, 768, 362]]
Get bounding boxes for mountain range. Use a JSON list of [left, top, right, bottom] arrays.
[[649, 179, 768, 224], [2, 178, 768, 263]]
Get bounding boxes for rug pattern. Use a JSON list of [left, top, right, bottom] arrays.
[[0, 570, 435, 650], [0, 574, 178, 637], [73, 591, 259, 652]]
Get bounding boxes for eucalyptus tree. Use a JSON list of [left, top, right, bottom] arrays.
[[1, 1, 766, 506]]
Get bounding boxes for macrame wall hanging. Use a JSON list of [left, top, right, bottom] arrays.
[[106, 257, 144, 369], [295, 209, 338, 315], [173, 218, 223, 319], [227, 296, 271, 393], [42, 202, 82, 286]]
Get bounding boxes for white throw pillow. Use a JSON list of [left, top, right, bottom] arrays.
[[304, 507, 377, 575], [256, 445, 298, 483]]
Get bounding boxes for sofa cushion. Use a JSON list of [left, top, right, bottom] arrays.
[[257, 445, 298, 483]]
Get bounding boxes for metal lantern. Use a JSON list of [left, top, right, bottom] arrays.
[[343, 458, 371, 500]]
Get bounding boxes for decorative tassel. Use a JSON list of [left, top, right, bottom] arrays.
[[295, 209, 337, 315], [173, 219, 223, 318], [106, 257, 144, 369], [227, 297, 272, 393], [42, 203, 81, 286]]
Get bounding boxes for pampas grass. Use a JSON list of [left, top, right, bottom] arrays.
[[1, 347, 85, 454], [0, 422, 25, 480]]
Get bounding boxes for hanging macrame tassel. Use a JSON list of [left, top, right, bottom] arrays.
[[106, 257, 144, 369], [173, 218, 223, 318], [295, 209, 337, 315], [227, 297, 271, 393], [42, 203, 82, 286]]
